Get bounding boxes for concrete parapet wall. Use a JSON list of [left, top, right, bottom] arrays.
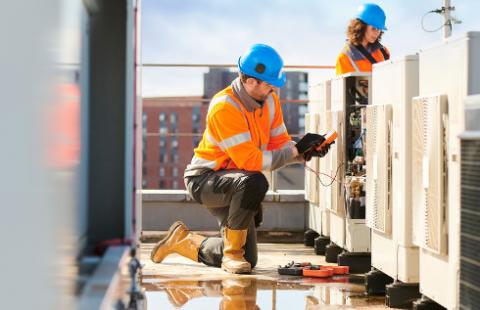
[[142, 190, 307, 232]]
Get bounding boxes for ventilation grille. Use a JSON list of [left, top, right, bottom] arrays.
[[411, 95, 447, 254], [460, 139, 480, 310], [366, 105, 392, 234]]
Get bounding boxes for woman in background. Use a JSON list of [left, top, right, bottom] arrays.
[[336, 3, 390, 75]]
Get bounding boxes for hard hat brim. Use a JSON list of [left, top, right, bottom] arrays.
[[265, 72, 287, 88]]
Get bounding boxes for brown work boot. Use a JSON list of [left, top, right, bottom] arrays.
[[150, 221, 206, 263], [221, 227, 251, 274]]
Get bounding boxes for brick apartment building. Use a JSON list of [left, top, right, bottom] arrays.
[[142, 97, 208, 189]]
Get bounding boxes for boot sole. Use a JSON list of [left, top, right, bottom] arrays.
[[221, 263, 252, 274], [150, 221, 185, 263]]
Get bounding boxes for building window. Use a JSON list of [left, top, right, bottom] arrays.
[[171, 137, 178, 163], [159, 136, 168, 163], [192, 106, 201, 133], [172, 167, 178, 177], [299, 105, 308, 133], [159, 112, 167, 134], [159, 180, 164, 189], [142, 179, 148, 188], [159, 167, 165, 177], [142, 166, 147, 175], [172, 180, 179, 189], [170, 112, 178, 133]]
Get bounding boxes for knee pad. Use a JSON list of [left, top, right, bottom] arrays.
[[239, 173, 269, 211]]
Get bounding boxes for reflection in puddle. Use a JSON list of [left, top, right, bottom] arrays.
[[143, 277, 386, 309]]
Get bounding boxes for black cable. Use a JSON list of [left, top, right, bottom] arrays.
[[421, 9, 448, 33], [304, 162, 345, 187]]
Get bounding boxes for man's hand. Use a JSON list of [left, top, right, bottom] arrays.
[[295, 133, 326, 154], [303, 142, 332, 161]]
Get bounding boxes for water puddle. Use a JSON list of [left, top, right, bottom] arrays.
[[142, 276, 387, 309]]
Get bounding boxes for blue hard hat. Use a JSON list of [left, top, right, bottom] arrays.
[[356, 3, 387, 31], [238, 44, 286, 87]]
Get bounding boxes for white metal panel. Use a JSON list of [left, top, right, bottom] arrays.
[[371, 231, 396, 276], [321, 208, 331, 237], [319, 113, 332, 208], [345, 218, 371, 252], [308, 202, 322, 233], [397, 245, 420, 283], [308, 80, 331, 114], [330, 76, 346, 112], [390, 57, 419, 247], [318, 111, 332, 237], [329, 110, 345, 216], [372, 230, 420, 283], [419, 248, 452, 308], [330, 211, 345, 248], [311, 114, 320, 204], [304, 113, 312, 201]]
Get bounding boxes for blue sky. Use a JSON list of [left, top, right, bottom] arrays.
[[141, 0, 480, 97]]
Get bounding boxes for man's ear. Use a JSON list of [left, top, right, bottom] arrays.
[[245, 77, 257, 87]]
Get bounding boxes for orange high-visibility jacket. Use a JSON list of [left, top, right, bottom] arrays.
[[336, 43, 390, 75], [185, 84, 293, 176]]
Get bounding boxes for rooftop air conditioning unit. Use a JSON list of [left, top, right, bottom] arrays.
[[328, 73, 371, 255], [307, 81, 331, 236], [415, 32, 480, 309], [368, 55, 420, 287]]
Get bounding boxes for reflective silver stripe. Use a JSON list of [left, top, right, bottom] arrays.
[[218, 132, 251, 150], [270, 123, 287, 137], [190, 156, 217, 169], [262, 151, 272, 170], [205, 131, 218, 146], [208, 95, 242, 113], [344, 49, 360, 72], [267, 95, 275, 127]]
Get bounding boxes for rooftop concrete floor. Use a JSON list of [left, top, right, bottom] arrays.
[[140, 242, 397, 309]]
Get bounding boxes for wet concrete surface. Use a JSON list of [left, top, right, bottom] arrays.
[[140, 243, 395, 309]]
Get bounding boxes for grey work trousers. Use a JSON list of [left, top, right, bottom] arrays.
[[185, 170, 269, 268]]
